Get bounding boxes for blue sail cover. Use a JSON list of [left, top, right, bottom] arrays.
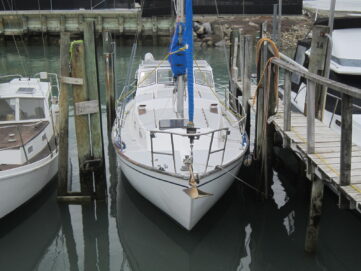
[[185, 0, 194, 123], [168, 23, 186, 76], [168, 0, 194, 123]]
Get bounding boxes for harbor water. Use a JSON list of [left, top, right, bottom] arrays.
[[0, 40, 361, 271]]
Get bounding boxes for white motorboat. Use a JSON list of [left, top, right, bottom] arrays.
[[0, 73, 59, 219], [112, 0, 248, 230], [283, 17, 361, 146]]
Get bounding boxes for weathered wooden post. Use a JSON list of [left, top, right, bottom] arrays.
[[283, 71, 291, 131], [58, 32, 70, 196], [238, 34, 245, 113], [306, 25, 330, 120], [272, 4, 278, 42], [64, 21, 107, 201], [70, 41, 94, 196], [229, 28, 239, 109], [103, 31, 116, 133], [254, 22, 273, 198], [305, 173, 325, 253], [283, 70, 291, 147], [307, 80, 316, 154], [83, 21, 107, 200], [243, 35, 253, 137], [304, 27, 327, 251], [254, 22, 267, 156], [339, 93, 353, 208], [304, 78, 321, 253]]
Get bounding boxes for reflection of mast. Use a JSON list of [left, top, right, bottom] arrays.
[[176, 0, 185, 118]]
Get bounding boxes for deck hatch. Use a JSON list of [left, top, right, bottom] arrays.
[[17, 87, 35, 94], [159, 119, 187, 130]]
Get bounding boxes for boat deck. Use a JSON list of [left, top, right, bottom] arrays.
[[0, 121, 49, 149]]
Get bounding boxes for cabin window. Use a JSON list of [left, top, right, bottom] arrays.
[[19, 98, 45, 120], [194, 70, 213, 86], [157, 69, 174, 84], [138, 70, 156, 87], [0, 98, 16, 121]]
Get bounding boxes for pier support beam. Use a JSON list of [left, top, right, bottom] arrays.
[[255, 22, 267, 157], [229, 29, 239, 109], [70, 41, 94, 196], [305, 173, 325, 253], [339, 93, 353, 208], [58, 32, 70, 196], [307, 25, 330, 121], [83, 21, 107, 200], [243, 35, 253, 137], [66, 21, 107, 200], [103, 31, 116, 133]]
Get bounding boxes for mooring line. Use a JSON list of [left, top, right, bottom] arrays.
[[215, 165, 265, 195]]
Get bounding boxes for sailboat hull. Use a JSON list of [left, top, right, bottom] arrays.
[[0, 151, 58, 219], [117, 152, 244, 230]]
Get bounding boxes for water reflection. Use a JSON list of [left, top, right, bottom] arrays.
[[116, 172, 249, 271], [0, 182, 61, 271]]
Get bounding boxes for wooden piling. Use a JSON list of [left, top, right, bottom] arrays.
[[283, 70, 291, 132], [307, 25, 330, 121], [305, 173, 325, 253], [255, 22, 267, 156], [283, 70, 291, 148], [83, 21, 107, 200], [229, 29, 239, 109], [70, 41, 94, 196], [339, 93, 353, 208], [102, 31, 116, 133], [58, 32, 70, 196], [306, 80, 316, 154], [243, 35, 253, 137]]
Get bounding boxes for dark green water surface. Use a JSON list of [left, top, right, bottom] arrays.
[[0, 40, 361, 271]]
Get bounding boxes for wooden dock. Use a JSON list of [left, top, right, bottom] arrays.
[[230, 23, 361, 253], [249, 94, 361, 213], [0, 9, 173, 37]]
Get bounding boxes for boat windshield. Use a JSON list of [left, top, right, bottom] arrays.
[[19, 98, 45, 120], [194, 70, 213, 86], [138, 70, 156, 87], [0, 98, 16, 121], [157, 69, 174, 84]]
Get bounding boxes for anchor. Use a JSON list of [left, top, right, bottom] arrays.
[[183, 157, 212, 199]]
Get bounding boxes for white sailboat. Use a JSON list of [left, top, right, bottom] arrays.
[[112, 0, 248, 230], [0, 73, 59, 219]]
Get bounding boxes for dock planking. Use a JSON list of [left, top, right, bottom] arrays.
[[261, 97, 361, 214]]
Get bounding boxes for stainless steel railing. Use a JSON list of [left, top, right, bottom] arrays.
[[149, 127, 230, 174]]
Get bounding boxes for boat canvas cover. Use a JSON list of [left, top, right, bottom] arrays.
[[168, 23, 186, 77]]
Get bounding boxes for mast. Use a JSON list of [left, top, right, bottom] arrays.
[[185, 0, 194, 124], [176, 0, 185, 118]]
